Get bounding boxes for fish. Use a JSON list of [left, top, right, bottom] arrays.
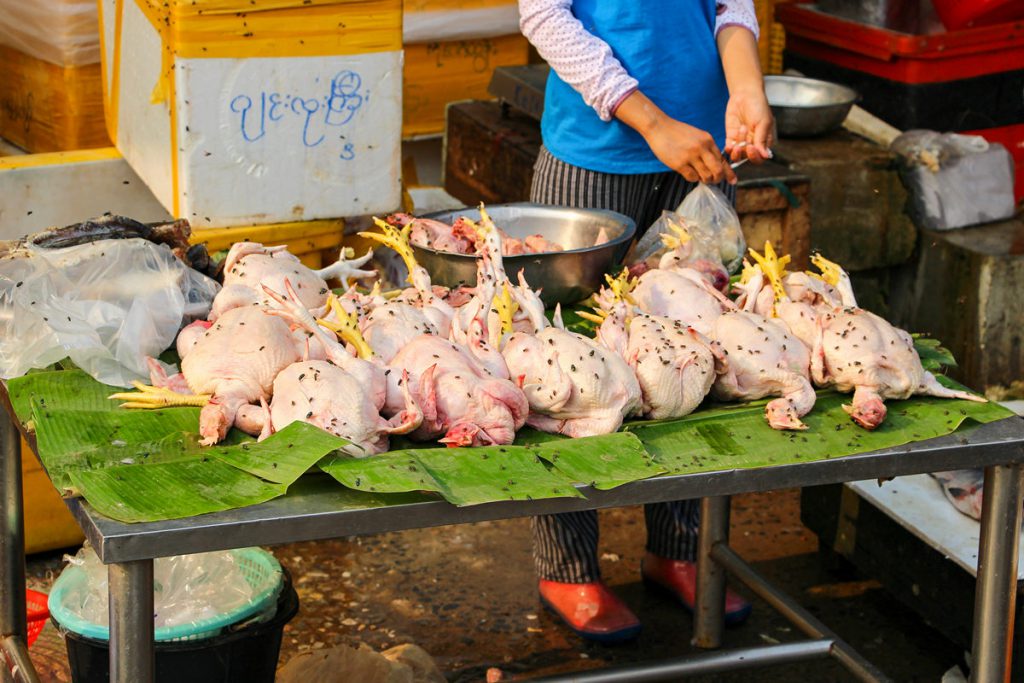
[[931, 469, 985, 520]]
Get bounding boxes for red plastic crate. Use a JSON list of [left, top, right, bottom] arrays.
[[966, 123, 1024, 202], [26, 589, 48, 647], [777, 3, 1024, 83], [933, 0, 1024, 31]]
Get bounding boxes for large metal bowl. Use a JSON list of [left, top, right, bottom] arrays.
[[765, 75, 859, 138], [416, 203, 636, 305]]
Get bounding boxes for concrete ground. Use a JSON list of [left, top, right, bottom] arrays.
[[24, 488, 965, 682]]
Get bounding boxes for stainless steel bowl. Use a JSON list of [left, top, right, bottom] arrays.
[[416, 203, 636, 305], [765, 75, 859, 138]]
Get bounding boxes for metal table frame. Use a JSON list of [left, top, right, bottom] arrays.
[[3, 412, 1024, 683]]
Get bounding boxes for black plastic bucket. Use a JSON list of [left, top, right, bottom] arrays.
[[56, 567, 299, 683]]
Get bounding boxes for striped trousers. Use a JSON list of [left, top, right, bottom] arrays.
[[529, 146, 736, 583]]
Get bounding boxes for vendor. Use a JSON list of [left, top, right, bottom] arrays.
[[520, 0, 773, 641]]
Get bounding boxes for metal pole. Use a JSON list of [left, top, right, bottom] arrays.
[[1, 636, 41, 683], [692, 495, 730, 648], [970, 463, 1024, 683], [0, 412, 27, 642], [711, 543, 889, 683], [528, 639, 834, 682], [109, 560, 155, 683]]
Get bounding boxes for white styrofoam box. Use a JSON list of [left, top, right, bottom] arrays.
[[99, 0, 402, 228], [403, 4, 521, 43], [0, 0, 100, 67], [0, 149, 171, 240], [848, 475, 1024, 579]]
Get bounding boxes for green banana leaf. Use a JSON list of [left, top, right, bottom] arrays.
[[6, 356, 1015, 523], [321, 432, 657, 506], [69, 461, 287, 524], [627, 382, 1012, 475], [8, 369, 119, 424]]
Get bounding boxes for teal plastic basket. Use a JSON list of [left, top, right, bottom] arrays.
[[48, 548, 283, 643]]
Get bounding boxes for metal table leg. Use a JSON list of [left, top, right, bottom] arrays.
[[109, 560, 155, 683], [971, 463, 1024, 683], [693, 495, 730, 648], [0, 412, 39, 683]]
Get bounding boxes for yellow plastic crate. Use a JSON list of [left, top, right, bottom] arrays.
[[756, 0, 786, 75], [190, 219, 346, 270], [0, 46, 109, 153], [403, 34, 530, 138], [22, 437, 84, 555]]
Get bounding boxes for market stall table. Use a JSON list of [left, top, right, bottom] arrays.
[[2, 393, 1023, 683]]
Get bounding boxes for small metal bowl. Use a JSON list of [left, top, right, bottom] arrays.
[[415, 203, 636, 305], [765, 75, 859, 138]]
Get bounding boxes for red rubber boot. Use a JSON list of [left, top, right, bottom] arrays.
[[641, 552, 752, 626], [538, 579, 642, 643]]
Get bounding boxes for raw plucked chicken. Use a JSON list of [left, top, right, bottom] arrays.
[[236, 280, 422, 456], [210, 242, 375, 320], [706, 310, 815, 431], [178, 305, 303, 445], [316, 285, 528, 448], [597, 305, 716, 420], [498, 280, 642, 437], [747, 244, 985, 429], [629, 266, 735, 336], [395, 208, 571, 256], [589, 272, 716, 420]]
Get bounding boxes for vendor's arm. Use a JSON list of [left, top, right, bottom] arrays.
[[519, 0, 734, 184], [716, 1, 774, 163]]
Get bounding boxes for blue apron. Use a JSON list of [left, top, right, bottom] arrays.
[[541, 0, 730, 175]]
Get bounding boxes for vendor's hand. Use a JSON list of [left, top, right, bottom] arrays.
[[643, 116, 737, 185], [724, 88, 774, 163]]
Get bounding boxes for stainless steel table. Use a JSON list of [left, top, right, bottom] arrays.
[[3, 411, 1024, 683]]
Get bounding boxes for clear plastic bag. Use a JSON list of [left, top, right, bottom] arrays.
[[0, 238, 220, 386], [632, 211, 728, 286], [59, 545, 260, 632], [676, 184, 746, 274], [0, 0, 100, 67]]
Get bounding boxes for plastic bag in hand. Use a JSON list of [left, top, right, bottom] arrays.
[[676, 184, 746, 274], [0, 238, 219, 386], [631, 211, 729, 289]]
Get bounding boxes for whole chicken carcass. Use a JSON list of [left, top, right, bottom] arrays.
[[749, 247, 987, 429], [236, 281, 422, 456], [498, 280, 642, 438], [630, 268, 735, 335], [595, 303, 716, 420], [811, 305, 984, 429], [180, 305, 303, 445], [210, 242, 375, 320], [388, 334, 529, 446], [317, 287, 528, 448], [706, 310, 815, 431]]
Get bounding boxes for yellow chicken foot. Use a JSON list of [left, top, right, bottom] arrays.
[[604, 268, 638, 305], [747, 241, 791, 308], [358, 218, 419, 285], [659, 218, 692, 251], [809, 252, 843, 287], [491, 283, 520, 335], [109, 382, 211, 409], [317, 294, 375, 360]]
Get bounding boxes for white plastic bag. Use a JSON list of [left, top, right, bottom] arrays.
[[0, 0, 100, 67], [891, 130, 1015, 231], [676, 184, 746, 274], [59, 545, 260, 631], [0, 238, 219, 386]]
